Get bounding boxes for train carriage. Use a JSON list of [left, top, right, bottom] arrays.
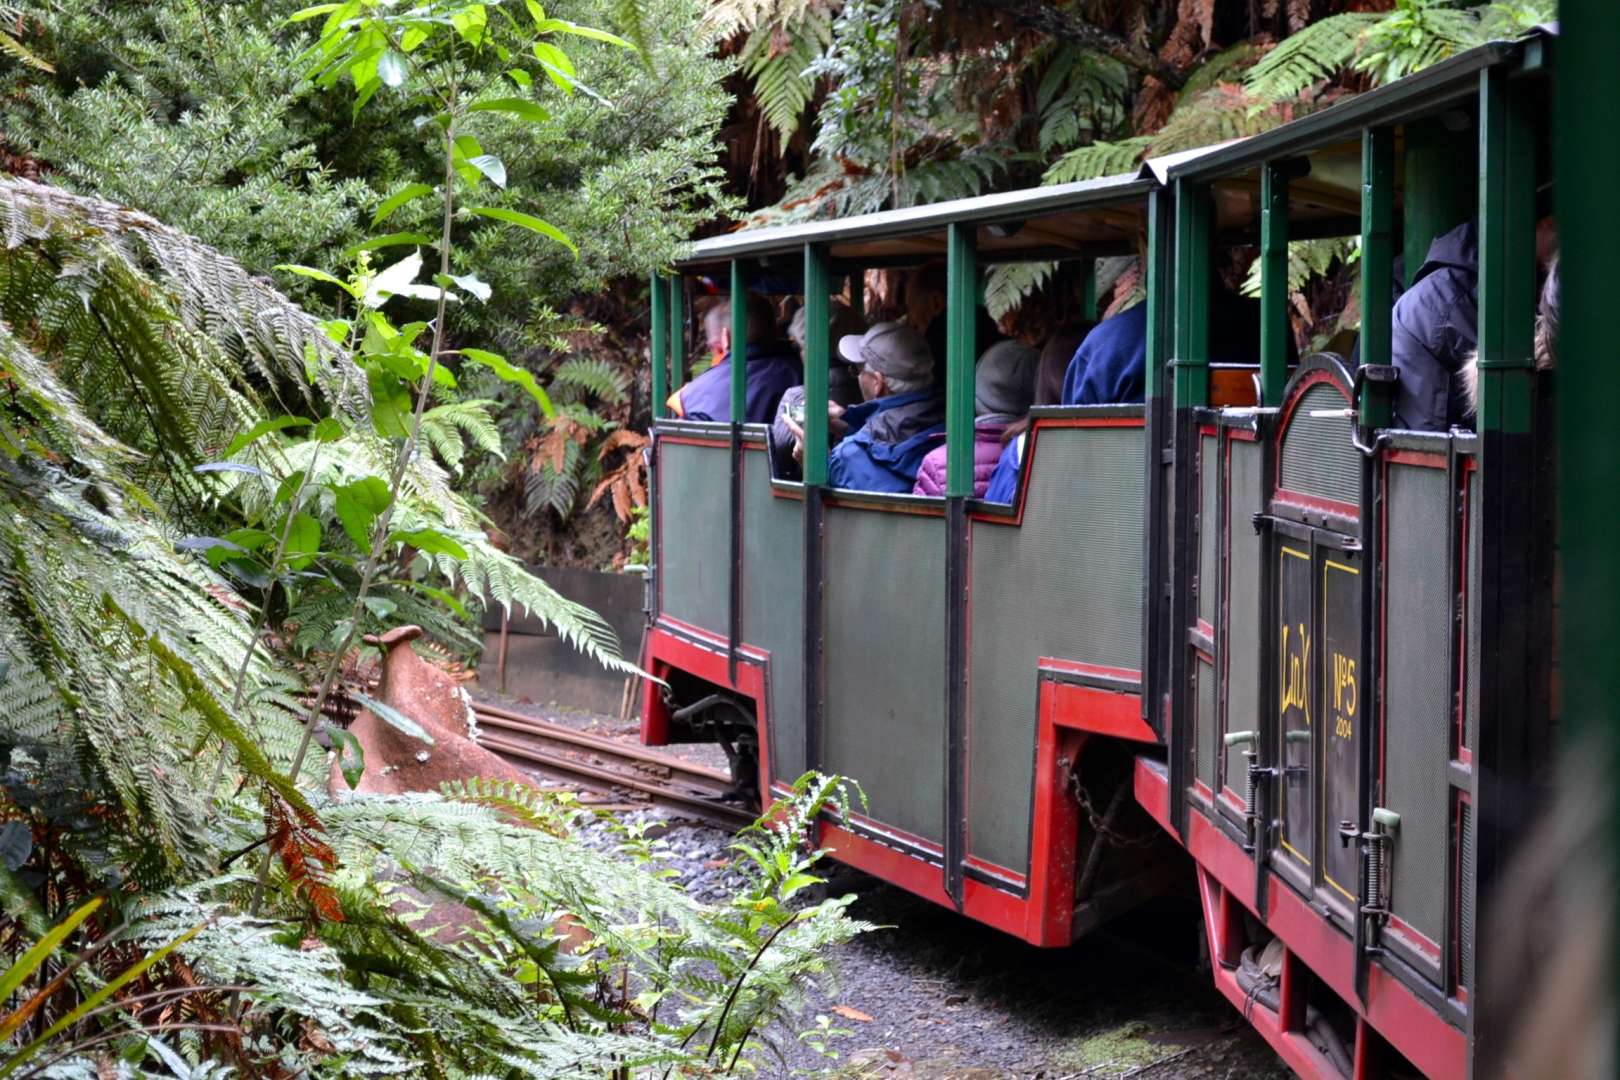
[[636, 27, 1556, 1080]]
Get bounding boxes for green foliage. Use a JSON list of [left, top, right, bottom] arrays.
[[1245, 0, 1557, 105]]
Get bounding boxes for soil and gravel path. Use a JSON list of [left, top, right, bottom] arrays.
[[477, 694, 1288, 1079]]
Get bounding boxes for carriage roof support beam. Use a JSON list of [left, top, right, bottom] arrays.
[[730, 261, 748, 423], [668, 276, 685, 397], [1172, 180, 1212, 409], [650, 273, 668, 419], [946, 223, 978, 498], [1360, 127, 1396, 428], [802, 245, 831, 487], [1259, 162, 1290, 407]]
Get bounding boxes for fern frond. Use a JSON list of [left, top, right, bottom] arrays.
[[1244, 13, 1380, 103], [552, 356, 630, 404], [983, 261, 1056, 322], [1043, 136, 1153, 185]]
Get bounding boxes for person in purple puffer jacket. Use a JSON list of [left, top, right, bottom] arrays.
[[911, 339, 1039, 498]]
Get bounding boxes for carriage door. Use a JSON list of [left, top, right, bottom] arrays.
[[1268, 363, 1365, 928]]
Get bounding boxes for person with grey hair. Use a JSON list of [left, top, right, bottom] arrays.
[[767, 300, 868, 478], [783, 320, 944, 493]]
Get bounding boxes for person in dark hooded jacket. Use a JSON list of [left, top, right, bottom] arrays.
[[1389, 221, 1480, 431]]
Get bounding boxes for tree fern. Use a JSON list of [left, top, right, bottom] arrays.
[[1044, 135, 1154, 185], [984, 260, 1056, 322], [552, 356, 631, 405], [739, 9, 832, 140]]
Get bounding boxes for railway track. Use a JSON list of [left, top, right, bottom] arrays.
[[471, 701, 757, 831]]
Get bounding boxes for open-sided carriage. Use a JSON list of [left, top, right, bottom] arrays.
[[634, 28, 1556, 1080]]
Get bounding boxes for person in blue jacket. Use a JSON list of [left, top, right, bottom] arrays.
[[784, 321, 944, 493], [1061, 288, 1265, 406], [669, 292, 801, 424]]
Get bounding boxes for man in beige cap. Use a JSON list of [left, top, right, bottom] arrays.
[[785, 320, 944, 493]]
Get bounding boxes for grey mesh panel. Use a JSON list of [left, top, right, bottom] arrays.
[[1383, 463, 1452, 955], [1466, 467, 1480, 752], [1199, 435, 1218, 626], [659, 440, 730, 632], [1225, 439, 1263, 798], [1459, 799, 1474, 990], [1280, 383, 1360, 505], [824, 507, 946, 844], [1196, 658, 1217, 789], [967, 426, 1145, 872], [741, 453, 805, 784]]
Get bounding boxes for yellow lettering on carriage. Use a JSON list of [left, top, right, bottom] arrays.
[[1279, 621, 1311, 724], [1331, 651, 1356, 739]]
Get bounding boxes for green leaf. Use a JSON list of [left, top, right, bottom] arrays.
[[0, 897, 103, 1006], [286, 3, 342, 23], [506, 68, 534, 89], [535, 18, 634, 49], [274, 263, 358, 296], [313, 417, 345, 442], [282, 512, 322, 570], [466, 206, 576, 254], [467, 154, 507, 188], [451, 3, 488, 45], [273, 470, 306, 505], [343, 232, 435, 259], [405, 582, 469, 618], [532, 40, 577, 93], [377, 50, 407, 87], [373, 183, 434, 226], [460, 347, 554, 416], [390, 527, 469, 560], [445, 272, 491, 302], [328, 728, 365, 789], [352, 691, 435, 745], [469, 97, 549, 123], [344, 475, 393, 514], [223, 528, 274, 552], [224, 416, 312, 458], [333, 477, 391, 550]]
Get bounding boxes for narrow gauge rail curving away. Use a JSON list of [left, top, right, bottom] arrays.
[[472, 702, 757, 831], [634, 28, 1561, 1080]]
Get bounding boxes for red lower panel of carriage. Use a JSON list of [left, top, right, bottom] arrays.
[[1134, 759, 1466, 1080]]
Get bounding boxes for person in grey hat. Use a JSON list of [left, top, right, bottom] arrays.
[[782, 320, 945, 493], [766, 300, 867, 478], [911, 339, 1039, 497]]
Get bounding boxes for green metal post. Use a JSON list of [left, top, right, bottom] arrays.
[[945, 223, 978, 498], [1470, 64, 1541, 1074], [1080, 259, 1098, 322], [1554, 5, 1620, 1054], [1477, 73, 1536, 435], [1259, 161, 1290, 407], [668, 275, 685, 395], [730, 260, 748, 423], [650, 273, 668, 420], [1403, 118, 1476, 290], [1144, 192, 1168, 401], [802, 245, 831, 487], [1172, 180, 1212, 409], [1360, 127, 1396, 428]]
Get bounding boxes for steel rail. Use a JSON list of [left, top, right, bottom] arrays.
[[471, 703, 755, 830]]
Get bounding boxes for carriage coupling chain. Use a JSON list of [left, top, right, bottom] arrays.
[[1063, 761, 1158, 849]]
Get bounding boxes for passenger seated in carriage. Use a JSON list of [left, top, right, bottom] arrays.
[[767, 300, 868, 479], [1062, 250, 1266, 406], [912, 339, 1040, 498], [666, 292, 801, 424], [982, 325, 1088, 504], [782, 320, 945, 493], [1390, 208, 1555, 430]]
